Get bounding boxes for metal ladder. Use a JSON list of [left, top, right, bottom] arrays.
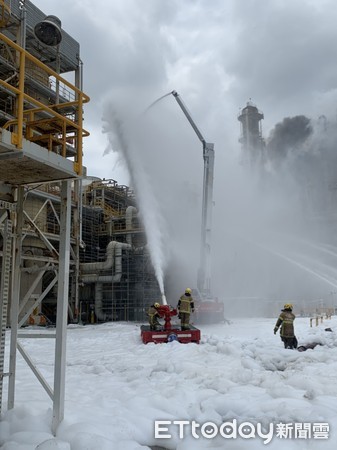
[[0, 217, 13, 412]]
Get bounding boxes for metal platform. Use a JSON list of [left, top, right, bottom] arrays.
[[140, 325, 201, 344], [0, 129, 78, 184]]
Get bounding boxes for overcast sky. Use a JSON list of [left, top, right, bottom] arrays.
[[32, 0, 337, 300], [33, 0, 337, 184]]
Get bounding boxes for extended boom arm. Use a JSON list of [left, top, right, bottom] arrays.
[[171, 91, 215, 295]]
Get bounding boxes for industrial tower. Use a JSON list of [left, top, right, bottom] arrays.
[[238, 101, 265, 168]]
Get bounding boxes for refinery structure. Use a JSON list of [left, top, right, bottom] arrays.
[[1, 0, 337, 438], [3, 0, 334, 434], [238, 101, 265, 168], [0, 0, 161, 431]]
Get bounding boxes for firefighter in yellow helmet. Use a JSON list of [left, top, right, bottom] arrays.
[[177, 288, 195, 330], [147, 302, 162, 331], [274, 303, 297, 349]]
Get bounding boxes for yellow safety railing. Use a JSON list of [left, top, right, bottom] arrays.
[[94, 198, 124, 219], [0, 32, 90, 175]]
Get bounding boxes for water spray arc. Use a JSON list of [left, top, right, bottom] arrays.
[[144, 90, 215, 298], [106, 115, 168, 305], [139, 90, 214, 344], [238, 232, 337, 292], [144, 92, 173, 112]]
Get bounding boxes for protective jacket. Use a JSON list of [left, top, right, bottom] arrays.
[[147, 306, 160, 326], [177, 294, 195, 314], [274, 310, 295, 337]]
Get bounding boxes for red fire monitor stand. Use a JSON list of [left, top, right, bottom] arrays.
[[141, 305, 201, 344], [141, 325, 201, 344]]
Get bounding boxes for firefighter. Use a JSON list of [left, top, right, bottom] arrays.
[[274, 303, 298, 349], [147, 303, 162, 331], [177, 288, 195, 330]]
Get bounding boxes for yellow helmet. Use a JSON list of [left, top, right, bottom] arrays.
[[185, 288, 192, 295], [154, 303, 160, 308], [284, 303, 293, 310]]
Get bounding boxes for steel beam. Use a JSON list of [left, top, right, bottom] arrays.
[[0, 217, 12, 412], [8, 187, 24, 409], [52, 180, 71, 433]]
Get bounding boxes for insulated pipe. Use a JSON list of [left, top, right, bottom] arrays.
[[82, 242, 131, 320], [94, 283, 109, 321], [80, 242, 131, 321], [80, 241, 118, 273], [125, 206, 137, 246], [81, 274, 122, 283], [81, 241, 131, 273], [114, 242, 125, 275], [114, 242, 131, 276], [80, 242, 131, 283]]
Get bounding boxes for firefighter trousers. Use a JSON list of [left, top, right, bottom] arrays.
[[281, 336, 298, 349], [180, 312, 191, 330]]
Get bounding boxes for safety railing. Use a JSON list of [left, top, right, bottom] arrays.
[[94, 198, 125, 219], [0, 32, 89, 175], [309, 310, 333, 327]]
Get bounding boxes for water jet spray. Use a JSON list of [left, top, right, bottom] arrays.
[[107, 115, 168, 304], [146, 90, 215, 297]]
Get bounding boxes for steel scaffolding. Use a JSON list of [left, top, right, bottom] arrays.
[[0, 0, 89, 434], [79, 179, 161, 325], [0, 0, 161, 434]]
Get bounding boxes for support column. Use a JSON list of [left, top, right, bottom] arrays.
[[52, 181, 71, 433], [8, 187, 24, 409], [0, 216, 13, 411]]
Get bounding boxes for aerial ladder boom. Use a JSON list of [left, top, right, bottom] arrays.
[[171, 91, 215, 295]]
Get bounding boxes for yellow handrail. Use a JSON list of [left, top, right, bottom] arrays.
[[0, 32, 90, 175]]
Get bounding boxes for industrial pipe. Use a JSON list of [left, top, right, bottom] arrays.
[[125, 206, 137, 246], [94, 283, 108, 321], [80, 242, 131, 320], [80, 241, 131, 273], [81, 274, 122, 283]]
